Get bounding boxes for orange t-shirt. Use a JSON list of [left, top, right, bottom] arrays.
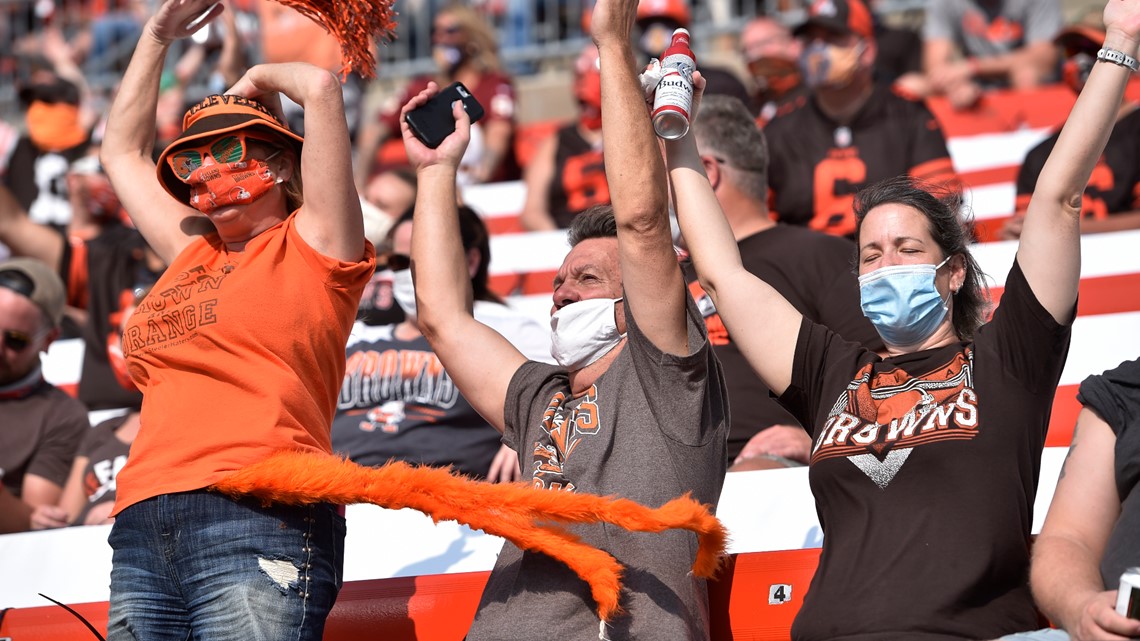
[[112, 213, 375, 514]]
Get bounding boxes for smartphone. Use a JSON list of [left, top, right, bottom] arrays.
[[404, 82, 485, 149]]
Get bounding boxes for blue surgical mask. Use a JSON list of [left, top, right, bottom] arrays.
[[858, 257, 953, 347]]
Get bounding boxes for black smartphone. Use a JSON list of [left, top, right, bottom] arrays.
[[404, 82, 486, 149]]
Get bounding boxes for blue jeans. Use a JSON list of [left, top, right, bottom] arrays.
[[107, 490, 345, 641]]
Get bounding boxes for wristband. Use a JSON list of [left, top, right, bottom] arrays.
[[1097, 48, 1139, 72]]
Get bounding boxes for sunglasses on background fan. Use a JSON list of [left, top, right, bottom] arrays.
[[1, 328, 37, 352], [167, 132, 282, 181], [378, 252, 411, 271]]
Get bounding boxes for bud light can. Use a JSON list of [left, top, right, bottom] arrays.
[[652, 28, 696, 140], [1117, 567, 1140, 619]]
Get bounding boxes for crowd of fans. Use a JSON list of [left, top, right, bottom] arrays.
[[1, 0, 1140, 635]]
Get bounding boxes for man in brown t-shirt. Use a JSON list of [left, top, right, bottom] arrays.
[[0, 258, 89, 532]]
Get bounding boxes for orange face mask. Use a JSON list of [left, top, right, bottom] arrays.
[[166, 133, 282, 213], [26, 101, 87, 152]]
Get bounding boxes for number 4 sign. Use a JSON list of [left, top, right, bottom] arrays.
[[768, 583, 792, 605]]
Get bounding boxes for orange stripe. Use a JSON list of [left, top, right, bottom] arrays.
[[1047, 385, 1080, 448], [489, 270, 558, 297], [972, 216, 1009, 243], [908, 157, 956, 182], [989, 273, 1140, 317], [484, 215, 525, 235]]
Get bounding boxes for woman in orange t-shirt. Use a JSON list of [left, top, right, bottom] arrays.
[[98, 0, 374, 638]]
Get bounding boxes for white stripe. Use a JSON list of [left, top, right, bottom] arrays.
[[964, 182, 1016, 221], [461, 180, 527, 219], [1062, 311, 1140, 386], [947, 128, 1053, 174]]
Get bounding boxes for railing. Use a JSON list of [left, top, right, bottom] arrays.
[[0, 0, 929, 121]]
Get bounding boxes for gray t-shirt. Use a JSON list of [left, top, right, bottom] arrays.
[[466, 294, 728, 640], [924, 0, 1062, 59]]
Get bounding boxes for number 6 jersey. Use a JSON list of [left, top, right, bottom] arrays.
[[764, 83, 959, 238]]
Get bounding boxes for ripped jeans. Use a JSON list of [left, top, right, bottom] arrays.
[[107, 490, 345, 641]]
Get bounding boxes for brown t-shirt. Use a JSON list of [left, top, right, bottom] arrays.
[[0, 377, 89, 496], [781, 258, 1069, 640]]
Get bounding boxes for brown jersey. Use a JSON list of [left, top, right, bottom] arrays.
[[549, 124, 609, 228], [765, 84, 959, 237], [1016, 106, 1140, 219]]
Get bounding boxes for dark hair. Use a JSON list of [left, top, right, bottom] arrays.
[[691, 94, 769, 202], [392, 205, 503, 303], [567, 205, 617, 246], [853, 176, 989, 341]]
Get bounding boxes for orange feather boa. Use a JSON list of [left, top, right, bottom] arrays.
[[211, 450, 728, 621]]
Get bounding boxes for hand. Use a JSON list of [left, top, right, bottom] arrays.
[[928, 60, 973, 91], [29, 504, 70, 530], [734, 424, 812, 466], [487, 444, 521, 483], [588, 0, 639, 48], [225, 64, 295, 123], [1069, 590, 1140, 640], [1000, 213, 1025, 240], [82, 501, 116, 526], [689, 71, 707, 122], [147, 0, 224, 45], [946, 80, 982, 111], [400, 82, 471, 172], [1103, 0, 1140, 51]]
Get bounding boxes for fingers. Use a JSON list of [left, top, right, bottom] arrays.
[[29, 505, 69, 530]]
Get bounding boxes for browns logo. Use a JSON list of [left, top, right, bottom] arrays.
[[812, 349, 980, 487], [531, 385, 601, 491]]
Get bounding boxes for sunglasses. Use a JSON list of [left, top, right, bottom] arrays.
[[1, 328, 36, 352], [166, 132, 281, 181], [378, 252, 411, 271]]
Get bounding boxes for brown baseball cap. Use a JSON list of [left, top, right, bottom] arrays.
[[0, 257, 66, 328], [156, 94, 304, 204], [793, 0, 875, 42]]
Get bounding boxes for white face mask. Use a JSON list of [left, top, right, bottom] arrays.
[[549, 297, 625, 371], [391, 268, 416, 318]]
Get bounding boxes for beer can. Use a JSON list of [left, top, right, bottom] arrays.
[[1116, 567, 1140, 619], [651, 69, 694, 140], [651, 28, 696, 140]]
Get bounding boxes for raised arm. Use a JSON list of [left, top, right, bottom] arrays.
[[1018, 1, 1140, 324], [1031, 408, 1140, 640], [227, 63, 366, 262], [591, 0, 687, 356], [664, 79, 802, 395], [403, 84, 527, 433], [101, 0, 222, 264]]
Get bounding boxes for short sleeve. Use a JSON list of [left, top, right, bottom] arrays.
[[503, 360, 564, 451], [922, 0, 956, 41], [1023, 0, 1062, 43], [1076, 358, 1140, 499], [28, 393, 89, 487], [976, 256, 1073, 393], [622, 291, 728, 447]]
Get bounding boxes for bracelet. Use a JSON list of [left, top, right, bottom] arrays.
[[1097, 48, 1139, 72]]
